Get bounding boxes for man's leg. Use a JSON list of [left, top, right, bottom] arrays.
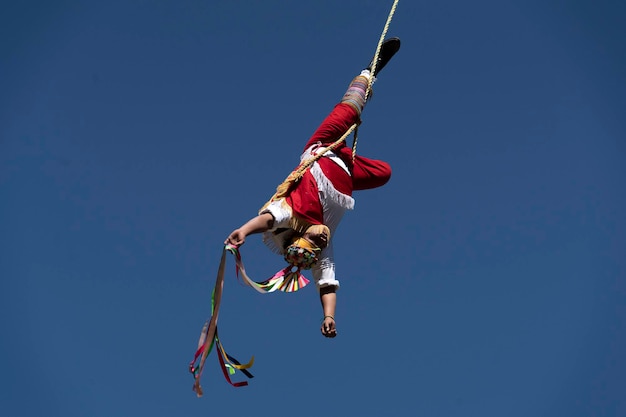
[[303, 38, 401, 149], [304, 70, 372, 149], [340, 70, 371, 115]]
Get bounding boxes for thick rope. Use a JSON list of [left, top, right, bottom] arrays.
[[352, 0, 400, 160], [264, 0, 400, 206]]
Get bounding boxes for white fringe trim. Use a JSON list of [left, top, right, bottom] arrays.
[[309, 162, 355, 210], [260, 200, 296, 255], [262, 228, 294, 255], [260, 148, 355, 255]]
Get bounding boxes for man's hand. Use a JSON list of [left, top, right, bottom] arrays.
[[321, 316, 337, 338], [225, 229, 246, 246]]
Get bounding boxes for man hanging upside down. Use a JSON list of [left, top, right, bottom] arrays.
[[226, 38, 401, 338]]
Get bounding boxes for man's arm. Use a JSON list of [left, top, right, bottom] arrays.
[[225, 212, 274, 246], [320, 286, 337, 338]]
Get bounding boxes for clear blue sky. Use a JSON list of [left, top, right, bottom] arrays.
[[2, 1, 625, 416]]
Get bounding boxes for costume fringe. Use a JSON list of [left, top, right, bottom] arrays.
[[262, 231, 289, 255], [309, 162, 355, 210], [261, 212, 315, 255]]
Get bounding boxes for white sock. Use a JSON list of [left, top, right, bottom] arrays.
[[360, 69, 376, 84]]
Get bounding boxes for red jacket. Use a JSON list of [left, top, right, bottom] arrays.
[[287, 103, 392, 225]]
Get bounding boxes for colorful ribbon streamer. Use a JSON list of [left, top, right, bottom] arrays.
[[190, 244, 312, 395], [189, 248, 254, 396], [225, 244, 310, 293]]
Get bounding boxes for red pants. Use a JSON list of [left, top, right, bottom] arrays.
[[304, 102, 392, 193]]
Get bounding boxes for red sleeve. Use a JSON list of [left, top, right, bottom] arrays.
[[352, 155, 392, 190]]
